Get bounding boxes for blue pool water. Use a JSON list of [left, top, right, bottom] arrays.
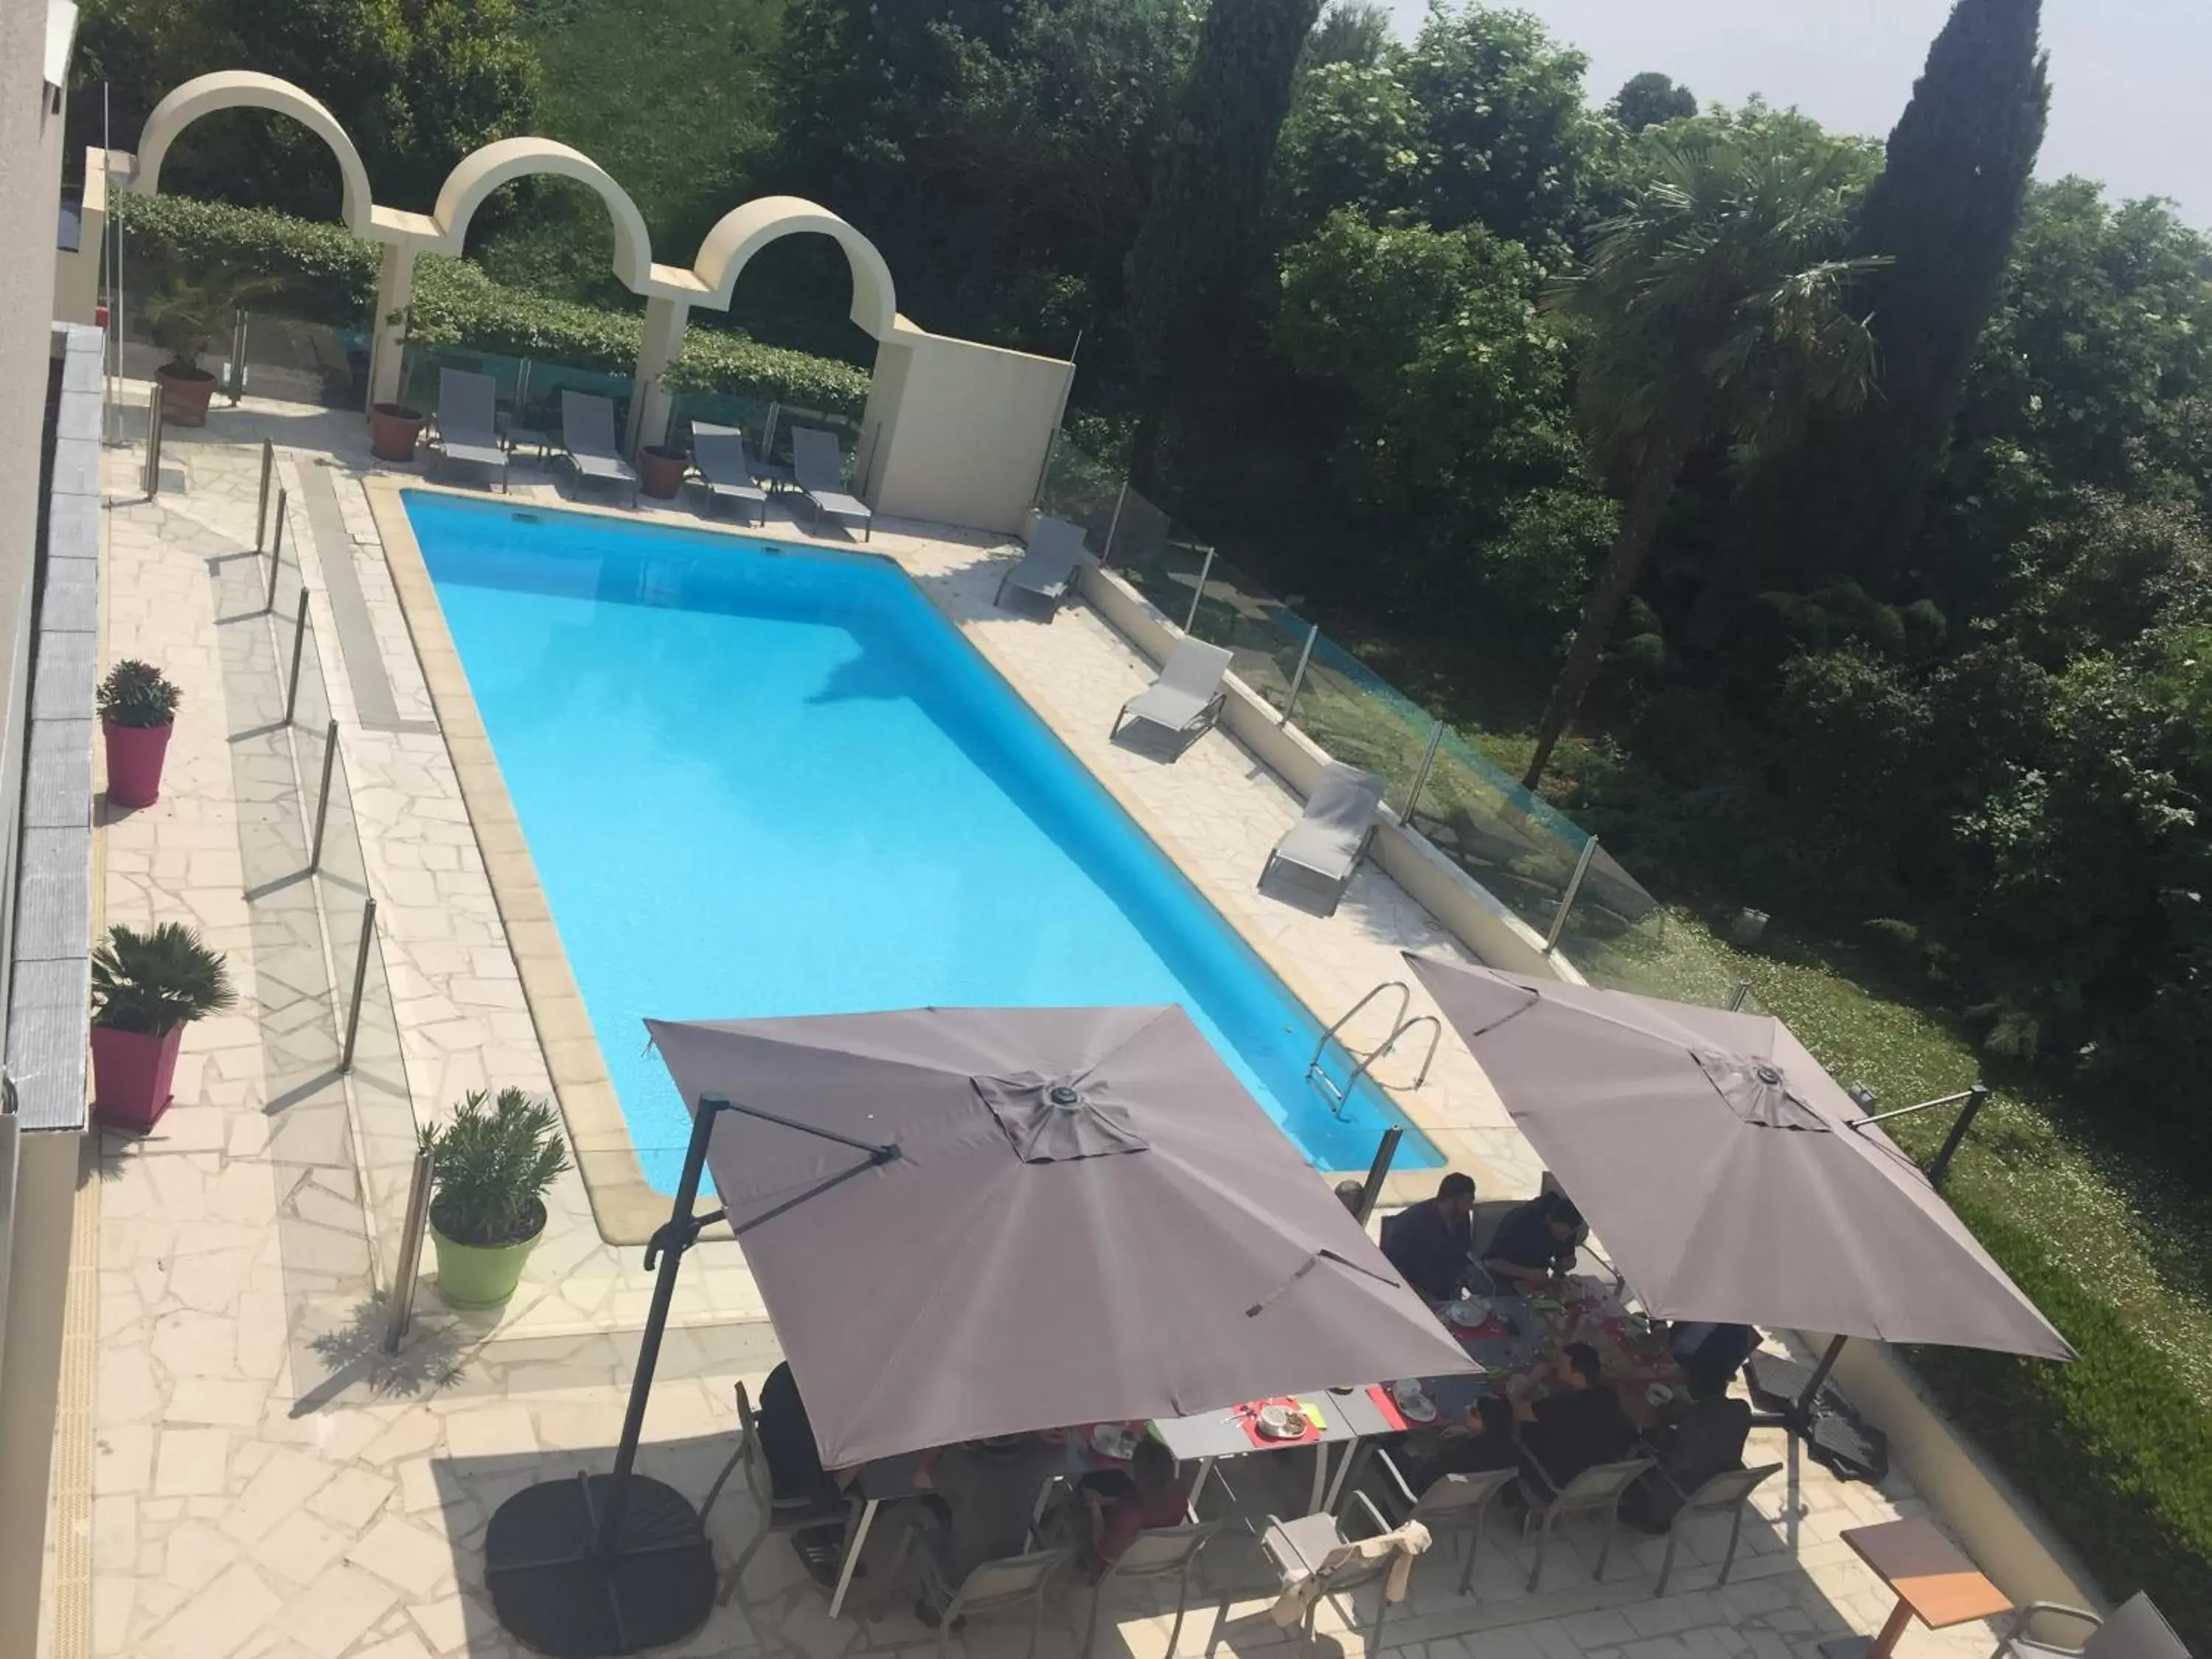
[[406, 493, 1442, 1189]]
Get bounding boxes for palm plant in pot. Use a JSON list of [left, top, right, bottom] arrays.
[[98, 659, 181, 808], [90, 922, 237, 1131], [143, 261, 288, 425], [420, 1087, 573, 1309]]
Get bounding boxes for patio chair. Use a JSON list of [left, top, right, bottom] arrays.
[[1111, 638, 1233, 757], [1224, 1498, 1425, 1655], [689, 421, 770, 525], [1992, 1594, 2191, 1659], [559, 390, 639, 507], [1646, 1461, 1780, 1597], [1259, 762, 1387, 917], [1078, 1521, 1219, 1659], [923, 1545, 1073, 1659], [994, 516, 1091, 615], [789, 425, 873, 540], [698, 1380, 847, 1604], [1519, 1453, 1654, 1590], [1360, 1450, 1516, 1597], [434, 369, 509, 493]]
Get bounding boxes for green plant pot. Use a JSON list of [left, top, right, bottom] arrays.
[[429, 1219, 543, 1309]]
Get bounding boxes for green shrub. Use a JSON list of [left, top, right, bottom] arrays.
[[1907, 1194, 2212, 1649], [112, 194, 870, 416]]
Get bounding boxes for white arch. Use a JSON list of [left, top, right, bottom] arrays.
[[689, 195, 898, 341], [428, 138, 655, 291], [132, 71, 376, 236]]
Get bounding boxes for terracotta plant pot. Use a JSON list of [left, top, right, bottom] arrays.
[[103, 718, 174, 809], [369, 401, 426, 463], [638, 444, 689, 501], [430, 1214, 546, 1308], [155, 364, 217, 426], [91, 1024, 187, 1132]]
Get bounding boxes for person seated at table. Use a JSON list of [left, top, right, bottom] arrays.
[[754, 1363, 854, 1584], [1484, 1191, 1582, 1293], [911, 1434, 1062, 1627], [1398, 1393, 1520, 1495], [1334, 1179, 1367, 1216], [1667, 1321, 1761, 1398], [1380, 1172, 1477, 1304], [1512, 1343, 1635, 1497], [1076, 1439, 1189, 1579], [1624, 1371, 1753, 1531]]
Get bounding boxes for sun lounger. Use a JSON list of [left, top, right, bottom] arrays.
[[1260, 762, 1386, 916], [1111, 637, 1232, 757], [994, 517, 1091, 616], [689, 422, 770, 525], [434, 369, 509, 493], [559, 391, 639, 507], [789, 426, 873, 540]]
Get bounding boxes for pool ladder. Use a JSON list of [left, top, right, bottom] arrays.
[[1307, 981, 1442, 1119]]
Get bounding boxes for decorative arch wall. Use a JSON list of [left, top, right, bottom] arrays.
[[106, 72, 1071, 534]]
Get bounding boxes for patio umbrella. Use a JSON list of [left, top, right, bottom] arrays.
[[646, 1004, 1478, 1470], [1402, 953, 2072, 1363]]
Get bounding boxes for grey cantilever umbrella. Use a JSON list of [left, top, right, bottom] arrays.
[[1403, 954, 2072, 1363], [647, 1004, 1475, 1470]]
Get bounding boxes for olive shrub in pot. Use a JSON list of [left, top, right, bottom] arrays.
[[420, 1087, 573, 1308]]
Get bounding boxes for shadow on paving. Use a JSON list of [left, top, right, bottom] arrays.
[[418, 1421, 1860, 1659]]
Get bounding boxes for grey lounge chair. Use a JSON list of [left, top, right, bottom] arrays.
[[1112, 637, 1232, 757], [995, 517, 1091, 616], [1519, 1453, 1654, 1590], [1362, 1450, 1517, 1598], [689, 422, 769, 525], [559, 391, 639, 507], [1079, 1521, 1218, 1659], [434, 369, 509, 493], [1260, 762, 1387, 917], [1647, 1461, 1781, 1597], [1993, 1595, 2191, 1659], [698, 1380, 846, 1604], [790, 425, 872, 540]]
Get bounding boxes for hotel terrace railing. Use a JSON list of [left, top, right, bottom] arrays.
[[1036, 434, 1763, 1015]]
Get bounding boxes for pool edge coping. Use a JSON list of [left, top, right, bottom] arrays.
[[366, 476, 1478, 1245]]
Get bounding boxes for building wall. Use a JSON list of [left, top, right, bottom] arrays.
[[863, 327, 1072, 536]]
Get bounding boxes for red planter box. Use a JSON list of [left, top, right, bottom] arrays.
[[91, 1025, 187, 1132]]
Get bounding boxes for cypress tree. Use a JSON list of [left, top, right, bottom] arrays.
[[1845, 0, 2050, 577]]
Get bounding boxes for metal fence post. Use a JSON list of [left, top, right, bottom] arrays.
[[1354, 1125, 1402, 1225], [1101, 479, 1129, 568], [307, 719, 341, 873], [254, 440, 274, 552], [1398, 717, 1446, 821], [1726, 982, 1751, 1012], [340, 897, 378, 1074], [381, 1145, 434, 1353], [1280, 622, 1320, 727], [1927, 1082, 1991, 1189], [265, 488, 288, 612], [1182, 546, 1216, 635], [283, 588, 311, 725], [140, 390, 164, 497], [1543, 834, 1601, 953]]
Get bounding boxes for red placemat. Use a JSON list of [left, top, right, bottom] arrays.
[[1366, 1385, 1411, 1433], [1235, 1398, 1321, 1448]]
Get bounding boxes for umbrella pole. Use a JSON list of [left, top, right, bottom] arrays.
[[481, 1098, 732, 1658], [1795, 1335, 1848, 1415]]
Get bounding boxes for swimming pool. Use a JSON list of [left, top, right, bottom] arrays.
[[405, 493, 1442, 1189]]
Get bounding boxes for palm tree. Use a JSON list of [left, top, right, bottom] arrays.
[[1520, 122, 1888, 789]]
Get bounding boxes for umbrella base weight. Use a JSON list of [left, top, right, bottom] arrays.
[[485, 1472, 715, 1658]]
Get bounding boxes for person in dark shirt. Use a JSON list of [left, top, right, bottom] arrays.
[[912, 1436, 1062, 1624], [757, 1362, 844, 1516], [1513, 1343, 1635, 1497], [1381, 1172, 1477, 1304], [1335, 1179, 1368, 1216], [1484, 1192, 1582, 1292], [1399, 1393, 1520, 1496], [1081, 1439, 1189, 1578], [1626, 1373, 1753, 1531]]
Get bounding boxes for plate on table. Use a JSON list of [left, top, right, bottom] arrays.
[[1645, 1383, 1674, 1409], [1390, 1381, 1438, 1424], [1254, 1404, 1304, 1440], [1444, 1298, 1491, 1329], [1091, 1423, 1138, 1460]]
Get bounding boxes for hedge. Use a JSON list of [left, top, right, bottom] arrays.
[[112, 192, 870, 416], [1906, 1192, 2212, 1649]]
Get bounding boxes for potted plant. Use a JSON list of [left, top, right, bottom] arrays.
[[421, 1087, 573, 1309], [90, 922, 237, 1132], [369, 401, 426, 462], [98, 659, 181, 809], [637, 442, 689, 500], [143, 262, 287, 425]]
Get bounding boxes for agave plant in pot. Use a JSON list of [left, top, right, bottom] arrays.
[[420, 1087, 573, 1309], [90, 922, 237, 1131], [143, 261, 288, 425], [99, 659, 181, 809]]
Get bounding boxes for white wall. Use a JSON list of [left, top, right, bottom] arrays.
[[863, 325, 1072, 535]]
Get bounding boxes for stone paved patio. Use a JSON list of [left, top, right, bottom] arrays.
[[68, 386, 2014, 1659]]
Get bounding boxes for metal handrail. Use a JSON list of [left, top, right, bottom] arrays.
[[1306, 983, 1445, 1117], [1310, 981, 1413, 1070]]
